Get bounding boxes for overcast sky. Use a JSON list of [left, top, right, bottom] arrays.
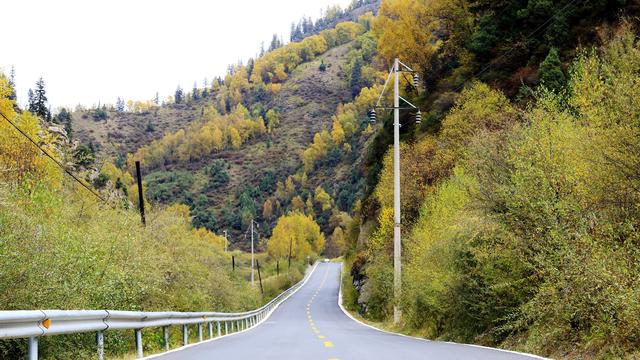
[[2, 0, 352, 109]]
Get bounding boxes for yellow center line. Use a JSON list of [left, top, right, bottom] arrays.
[[324, 341, 334, 348]]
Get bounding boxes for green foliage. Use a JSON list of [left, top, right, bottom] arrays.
[[205, 159, 229, 189], [539, 47, 565, 92], [361, 29, 640, 358], [0, 185, 259, 358], [73, 144, 96, 167], [144, 170, 194, 203]]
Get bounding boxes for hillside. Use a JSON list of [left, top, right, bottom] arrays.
[[71, 16, 372, 249], [34, 0, 640, 358]]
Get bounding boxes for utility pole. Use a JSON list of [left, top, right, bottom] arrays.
[[392, 58, 402, 325], [369, 58, 421, 325], [135, 161, 145, 226], [288, 236, 293, 270], [251, 219, 255, 286]]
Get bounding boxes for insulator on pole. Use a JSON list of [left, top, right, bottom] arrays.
[[413, 73, 420, 88], [415, 110, 422, 124], [369, 109, 377, 123]]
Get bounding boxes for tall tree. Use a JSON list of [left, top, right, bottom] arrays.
[[349, 57, 363, 97], [53, 108, 73, 138], [192, 81, 199, 100], [116, 97, 125, 112], [175, 85, 184, 104], [269, 34, 281, 51], [8, 66, 16, 101], [539, 47, 566, 92], [28, 77, 50, 121]]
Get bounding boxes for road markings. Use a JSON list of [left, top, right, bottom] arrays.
[[305, 265, 338, 354]]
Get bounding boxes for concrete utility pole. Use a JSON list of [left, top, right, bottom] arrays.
[[369, 58, 421, 325], [392, 57, 402, 325]]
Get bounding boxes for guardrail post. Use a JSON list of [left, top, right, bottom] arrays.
[[28, 337, 38, 360], [217, 321, 221, 337], [135, 329, 143, 358], [182, 325, 188, 346], [163, 326, 170, 351], [198, 323, 203, 342], [224, 321, 228, 334], [96, 331, 104, 360], [208, 321, 213, 339]]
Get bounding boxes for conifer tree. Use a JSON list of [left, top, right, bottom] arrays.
[[539, 47, 565, 92], [28, 77, 51, 121], [116, 97, 125, 112], [192, 81, 199, 100], [8, 66, 16, 101], [175, 85, 184, 104]]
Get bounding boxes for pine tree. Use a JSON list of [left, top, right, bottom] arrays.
[[116, 97, 125, 112], [539, 47, 565, 92], [175, 85, 184, 104], [192, 81, 199, 101], [28, 77, 51, 121], [269, 34, 281, 51], [8, 66, 16, 101], [54, 108, 73, 139], [202, 78, 209, 98], [154, 92, 159, 105]]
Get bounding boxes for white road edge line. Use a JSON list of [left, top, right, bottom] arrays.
[[336, 263, 550, 360], [142, 263, 319, 359]]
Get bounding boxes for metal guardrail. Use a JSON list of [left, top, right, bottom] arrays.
[[0, 264, 317, 360]]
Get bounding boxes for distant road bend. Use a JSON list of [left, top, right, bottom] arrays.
[[151, 263, 545, 360]]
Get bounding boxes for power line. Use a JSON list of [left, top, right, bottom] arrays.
[[0, 110, 107, 203], [454, 0, 580, 93]]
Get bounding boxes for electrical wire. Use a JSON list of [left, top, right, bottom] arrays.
[[0, 110, 107, 203]]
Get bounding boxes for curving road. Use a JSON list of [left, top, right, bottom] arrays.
[[151, 262, 545, 360]]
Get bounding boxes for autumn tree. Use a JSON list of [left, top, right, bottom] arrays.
[[263, 198, 274, 220], [267, 212, 324, 259], [314, 186, 332, 211], [291, 195, 305, 213]]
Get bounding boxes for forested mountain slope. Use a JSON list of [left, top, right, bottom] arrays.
[[70, 11, 376, 250]]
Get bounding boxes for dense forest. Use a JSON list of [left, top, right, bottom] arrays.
[[3, 0, 640, 358]]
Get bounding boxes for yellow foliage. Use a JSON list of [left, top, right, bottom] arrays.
[[263, 198, 274, 220], [372, 0, 442, 69], [129, 105, 265, 169], [0, 74, 61, 188], [192, 227, 226, 251], [291, 195, 305, 213], [267, 212, 324, 259], [314, 186, 333, 211]]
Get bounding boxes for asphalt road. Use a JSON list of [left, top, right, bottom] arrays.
[[152, 262, 544, 360]]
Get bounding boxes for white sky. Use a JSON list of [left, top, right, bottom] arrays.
[[2, 0, 352, 109]]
